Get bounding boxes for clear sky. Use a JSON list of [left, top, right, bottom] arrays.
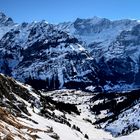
[[0, 0, 139, 23]]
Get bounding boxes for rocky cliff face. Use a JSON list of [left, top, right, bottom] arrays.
[[57, 17, 140, 92], [57, 17, 138, 47], [92, 24, 140, 92]]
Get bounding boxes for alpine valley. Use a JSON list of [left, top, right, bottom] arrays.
[[1, 12, 140, 140]]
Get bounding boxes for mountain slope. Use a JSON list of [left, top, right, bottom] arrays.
[[0, 74, 86, 140], [0, 19, 98, 90], [0, 73, 112, 140], [1, 74, 140, 139]]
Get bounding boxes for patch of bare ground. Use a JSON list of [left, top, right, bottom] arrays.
[[0, 107, 58, 140]]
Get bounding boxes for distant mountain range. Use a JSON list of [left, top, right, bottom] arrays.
[[1, 12, 140, 92]]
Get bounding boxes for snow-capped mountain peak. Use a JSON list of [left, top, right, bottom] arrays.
[[0, 12, 14, 26], [0, 12, 15, 39]]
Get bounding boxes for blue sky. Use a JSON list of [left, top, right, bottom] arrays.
[[0, 0, 139, 23]]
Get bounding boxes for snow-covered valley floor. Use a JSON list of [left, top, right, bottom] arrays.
[[15, 89, 140, 140]]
